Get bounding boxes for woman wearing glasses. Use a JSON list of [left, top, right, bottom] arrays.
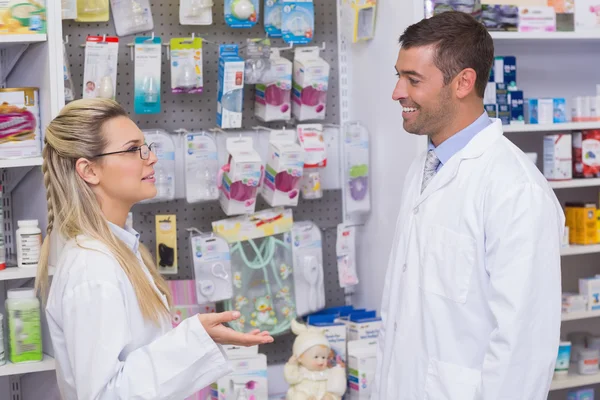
[[35, 98, 273, 399]]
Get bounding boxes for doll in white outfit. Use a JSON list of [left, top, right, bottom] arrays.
[[284, 320, 346, 400]]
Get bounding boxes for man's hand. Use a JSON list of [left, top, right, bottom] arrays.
[[198, 311, 274, 346]]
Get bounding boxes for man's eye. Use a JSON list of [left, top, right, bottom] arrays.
[[409, 78, 419, 85]]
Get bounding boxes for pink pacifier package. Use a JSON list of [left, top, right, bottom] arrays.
[[292, 47, 330, 121], [255, 48, 293, 122], [218, 136, 264, 216], [261, 129, 305, 207]]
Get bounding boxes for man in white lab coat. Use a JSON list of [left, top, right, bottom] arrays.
[[372, 11, 564, 400]]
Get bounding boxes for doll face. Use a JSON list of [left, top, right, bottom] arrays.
[[299, 345, 329, 371]]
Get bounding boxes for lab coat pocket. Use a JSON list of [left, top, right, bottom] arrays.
[[424, 358, 481, 400], [421, 225, 475, 303]]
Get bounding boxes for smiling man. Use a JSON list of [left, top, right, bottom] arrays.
[[372, 11, 564, 400]]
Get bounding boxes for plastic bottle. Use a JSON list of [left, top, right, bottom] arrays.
[[6, 288, 42, 363], [16, 220, 42, 268]]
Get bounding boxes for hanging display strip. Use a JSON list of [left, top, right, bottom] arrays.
[[62, 0, 340, 130], [132, 192, 345, 364]]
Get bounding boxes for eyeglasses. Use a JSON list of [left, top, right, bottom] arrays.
[[94, 143, 156, 160]]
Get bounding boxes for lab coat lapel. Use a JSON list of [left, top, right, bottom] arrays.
[[413, 119, 504, 207]]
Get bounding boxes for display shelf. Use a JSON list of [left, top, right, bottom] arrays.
[[504, 122, 600, 133], [0, 266, 54, 281], [0, 355, 56, 377], [562, 310, 600, 322], [561, 245, 600, 256], [551, 365, 600, 391], [0, 34, 47, 45], [490, 31, 600, 40], [549, 179, 600, 189], [0, 157, 43, 169]]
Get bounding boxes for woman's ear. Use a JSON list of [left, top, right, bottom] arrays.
[[75, 158, 100, 185]]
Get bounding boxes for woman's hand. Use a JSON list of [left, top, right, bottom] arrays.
[[198, 311, 274, 346]]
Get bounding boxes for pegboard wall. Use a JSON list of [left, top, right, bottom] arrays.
[[62, 1, 346, 364]]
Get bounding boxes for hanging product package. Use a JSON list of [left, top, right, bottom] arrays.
[[297, 123, 326, 200], [289, 221, 325, 316], [342, 122, 371, 223], [244, 39, 271, 85], [184, 130, 219, 203], [264, 0, 283, 37], [76, 0, 109, 22], [260, 128, 304, 207], [134, 35, 162, 114], [217, 44, 245, 129], [0, 88, 42, 159], [255, 48, 293, 122], [156, 215, 178, 275], [63, 43, 75, 101], [110, 0, 154, 37], [341, 0, 377, 43], [82, 36, 119, 100], [292, 46, 330, 121], [213, 207, 296, 336], [281, 0, 314, 44], [170, 37, 203, 94], [224, 0, 259, 28], [179, 0, 213, 25], [336, 224, 359, 288], [62, 0, 78, 19], [190, 232, 233, 304], [142, 129, 176, 202]]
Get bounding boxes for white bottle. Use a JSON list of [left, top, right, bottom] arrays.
[[16, 220, 42, 268]]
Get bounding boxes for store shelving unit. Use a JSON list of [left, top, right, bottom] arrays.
[[551, 366, 600, 391], [562, 310, 600, 322], [549, 179, 600, 189], [0, 158, 43, 169], [503, 122, 600, 133], [0, 355, 56, 378], [561, 245, 600, 256], [0, 34, 47, 45]]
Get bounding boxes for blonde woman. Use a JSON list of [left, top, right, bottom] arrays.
[[35, 98, 274, 399]]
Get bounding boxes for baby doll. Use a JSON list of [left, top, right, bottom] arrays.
[[284, 320, 346, 400]]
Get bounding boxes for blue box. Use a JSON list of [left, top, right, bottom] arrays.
[[525, 99, 539, 124], [553, 98, 567, 123], [216, 44, 245, 129], [509, 90, 524, 124], [496, 83, 509, 105], [498, 104, 510, 125], [484, 104, 498, 118], [502, 56, 517, 90], [568, 388, 594, 400]]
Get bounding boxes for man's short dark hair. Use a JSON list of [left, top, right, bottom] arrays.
[[399, 11, 494, 98]]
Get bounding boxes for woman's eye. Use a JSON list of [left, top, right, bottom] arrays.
[[127, 146, 138, 152]]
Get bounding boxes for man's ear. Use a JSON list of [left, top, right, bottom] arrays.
[[455, 68, 477, 99], [75, 158, 100, 186]]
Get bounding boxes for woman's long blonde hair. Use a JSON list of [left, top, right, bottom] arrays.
[[35, 98, 172, 324]]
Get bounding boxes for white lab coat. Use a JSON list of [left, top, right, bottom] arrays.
[[372, 119, 563, 400], [46, 224, 232, 400]]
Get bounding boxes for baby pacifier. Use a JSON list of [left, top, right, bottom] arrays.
[[231, 0, 255, 20]]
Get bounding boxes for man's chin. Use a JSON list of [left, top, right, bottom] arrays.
[[402, 120, 423, 135]]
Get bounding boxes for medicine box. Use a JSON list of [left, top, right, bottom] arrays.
[[562, 292, 587, 313], [348, 339, 378, 400], [543, 133, 572, 181], [493, 56, 517, 90], [496, 83, 509, 105], [509, 90, 524, 124], [580, 277, 600, 311], [498, 104, 510, 125], [484, 104, 498, 119], [210, 353, 268, 400], [347, 311, 381, 341], [565, 202, 598, 245], [567, 388, 594, 400]]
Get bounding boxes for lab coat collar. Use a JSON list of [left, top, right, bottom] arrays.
[[108, 221, 141, 254], [417, 119, 504, 203]]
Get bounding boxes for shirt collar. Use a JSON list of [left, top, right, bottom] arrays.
[[108, 221, 140, 254], [428, 111, 492, 166]]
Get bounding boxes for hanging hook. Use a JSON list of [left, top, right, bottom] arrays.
[[102, 34, 107, 42], [64, 35, 69, 45], [127, 42, 135, 61]]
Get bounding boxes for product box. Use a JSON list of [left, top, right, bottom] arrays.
[[495, 83, 509, 105], [347, 339, 378, 400], [347, 311, 381, 341], [567, 388, 594, 400], [573, 130, 600, 178], [566, 202, 598, 245], [493, 56, 517, 90], [292, 47, 330, 121], [224, 0, 259, 28], [575, 0, 600, 31], [282, 0, 315, 44], [218, 137, 263, 216], [535, 98, 555, 124], [562, 292, 588, 313], [255, 49, 293, 122], [261, 130, 304, 207], [0, 0, 46, 34], [134, 36, 162, 114], [498, 104, 510, 125], [484, 104, 498, 119], [518, 6, 557, 33], [543, 133, 572, 180], [509, 90, 524, 124], [553, 98, 568, 123], [217, 45, 245, 129], [210, 353, 268, 400], [579, 277, 600, 311], [264, 0, 283, 37], [0, 87, 42, 159], [484, 82, 496, 105]]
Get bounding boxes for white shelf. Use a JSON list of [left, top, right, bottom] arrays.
[[504, 122, 600, 133], [562, 310, 600, 322], [0, 157, 43, 169], [551, 365, 600, 391], [561, 245, 600, 256], [0, 355, 55, 377], [549, 179, 600, 189], [0, 34, 47, 45], [490, 31, 600, 40], [0, 266, 54, 281]]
